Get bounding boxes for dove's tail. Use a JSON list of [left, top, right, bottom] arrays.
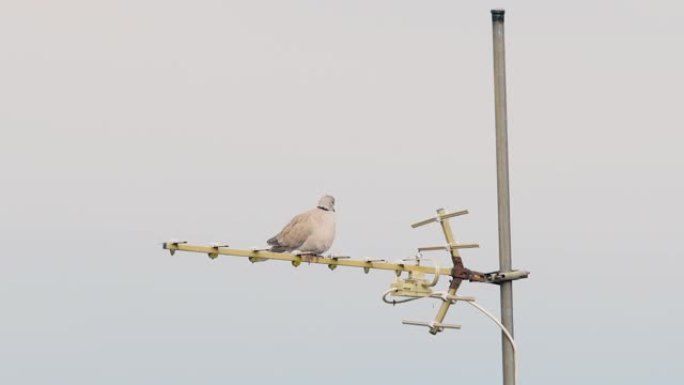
[[267, 236, 288, 252]]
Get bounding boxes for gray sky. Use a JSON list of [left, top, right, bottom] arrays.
[[2, 1, 683, 384]]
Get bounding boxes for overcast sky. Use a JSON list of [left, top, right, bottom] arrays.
[[2, 1, 683, 384]]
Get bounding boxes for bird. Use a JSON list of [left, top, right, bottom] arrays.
[[267, 195, 336, 257]]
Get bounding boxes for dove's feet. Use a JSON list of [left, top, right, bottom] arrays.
[[301, 252, 321, 264], [291, 250, 321, 263]]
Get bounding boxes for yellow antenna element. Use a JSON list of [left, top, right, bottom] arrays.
[[163, 242, 454, 276]]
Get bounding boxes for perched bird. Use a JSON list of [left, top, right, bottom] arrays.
[[267, 195, 336, 256]]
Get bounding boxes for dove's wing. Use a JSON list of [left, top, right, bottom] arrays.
[[267, 210, 314, 250]]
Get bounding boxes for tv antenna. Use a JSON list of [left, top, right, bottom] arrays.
[[163, 9, 524, 385]]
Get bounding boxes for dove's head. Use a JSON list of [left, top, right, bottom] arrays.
[[317, 195, 336, 212]]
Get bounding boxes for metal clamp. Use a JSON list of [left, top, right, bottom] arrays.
[[484, 270, 530, 284]]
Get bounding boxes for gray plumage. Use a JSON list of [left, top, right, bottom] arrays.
[[267, 195, 336, 255]]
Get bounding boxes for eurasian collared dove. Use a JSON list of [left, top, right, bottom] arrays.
[[267, 195, 336, 255]]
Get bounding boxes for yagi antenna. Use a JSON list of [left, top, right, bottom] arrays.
[[164, 208, 528, 383], [162, 208, 529, 335]]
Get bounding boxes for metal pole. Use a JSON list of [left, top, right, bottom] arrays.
[[491, 9, 515, 385]]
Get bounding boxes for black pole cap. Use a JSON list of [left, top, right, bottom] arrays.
[[491, 9, 505, 22]]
